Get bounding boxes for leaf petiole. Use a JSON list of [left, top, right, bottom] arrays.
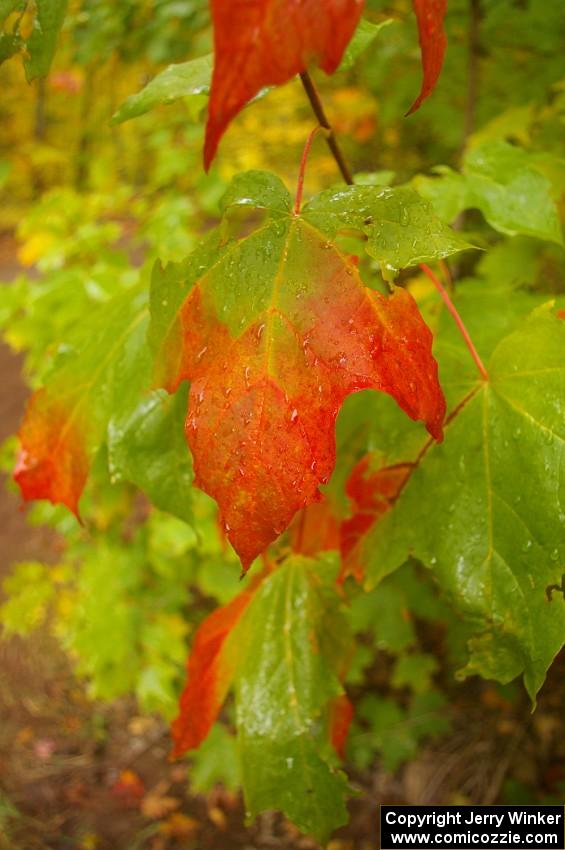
[[420, 262, 489, 381], [294, 125, 324, 214]]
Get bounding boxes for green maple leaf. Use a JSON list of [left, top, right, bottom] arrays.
[[108, 384, 193, 524], [230, 555, 350, 842], [363, 307, 565, 698], [304, 183, 472, 276], [24, 0, 68, 82], [414, 141, 563, 245], [112, 54, 213, 124]]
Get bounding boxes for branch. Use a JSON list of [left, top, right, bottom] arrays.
[[453, 0, 482, 248], [461, 0, 482, 160], [299, 71, 354, 186]]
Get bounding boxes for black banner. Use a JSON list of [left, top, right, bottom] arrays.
[[380, 805, 565, 849]]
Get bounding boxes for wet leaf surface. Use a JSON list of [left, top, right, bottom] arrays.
[[151, 171, 450, 568]]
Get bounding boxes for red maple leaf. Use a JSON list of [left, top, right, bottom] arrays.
[[289, 498, 341, 556], [157, 219, 445, 571], [171, 582, 260, 757], [329, 693, 354, 759], [288, 454, 412, 583], [339, 455, 413, 582], [204, 0, 365, 168], [14, 389, 88, 518], [407, 0, 448, 115]]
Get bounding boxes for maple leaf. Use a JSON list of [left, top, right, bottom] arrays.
[[329, 693, 354, 759], [288, 455, 410, 583], [414, 141, 564, 245], [361, 306, 565, 699], [233, 555, 351, 841], [340, 455, 412, 583], [407, 0, 448, 116], [14, 292, 150, 516], [14, 389, 90, 517], [172, 555, 351, 840], [151, 172, 456, 570], [289, 498, 341, 557], [303, 183, 471, 277], [14, 294, 193, 523], [108, 384, 194, 524], [204, 0, 365, 168], [171, 584, 259, 757], [24, 0, 69, 82]]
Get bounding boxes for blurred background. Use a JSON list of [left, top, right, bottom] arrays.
[[0, 0, 564, 848]]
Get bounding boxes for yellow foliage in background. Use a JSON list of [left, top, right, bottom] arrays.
[[218, 78, 377, 193]]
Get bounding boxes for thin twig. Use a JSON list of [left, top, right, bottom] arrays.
[[461, 0, 482, 159], [299, 71, 354, 186], [439, 258, 454, 294], [294, 125, 323, 214], [453, 0, 482, 255], [420, 263, 488, 381]]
